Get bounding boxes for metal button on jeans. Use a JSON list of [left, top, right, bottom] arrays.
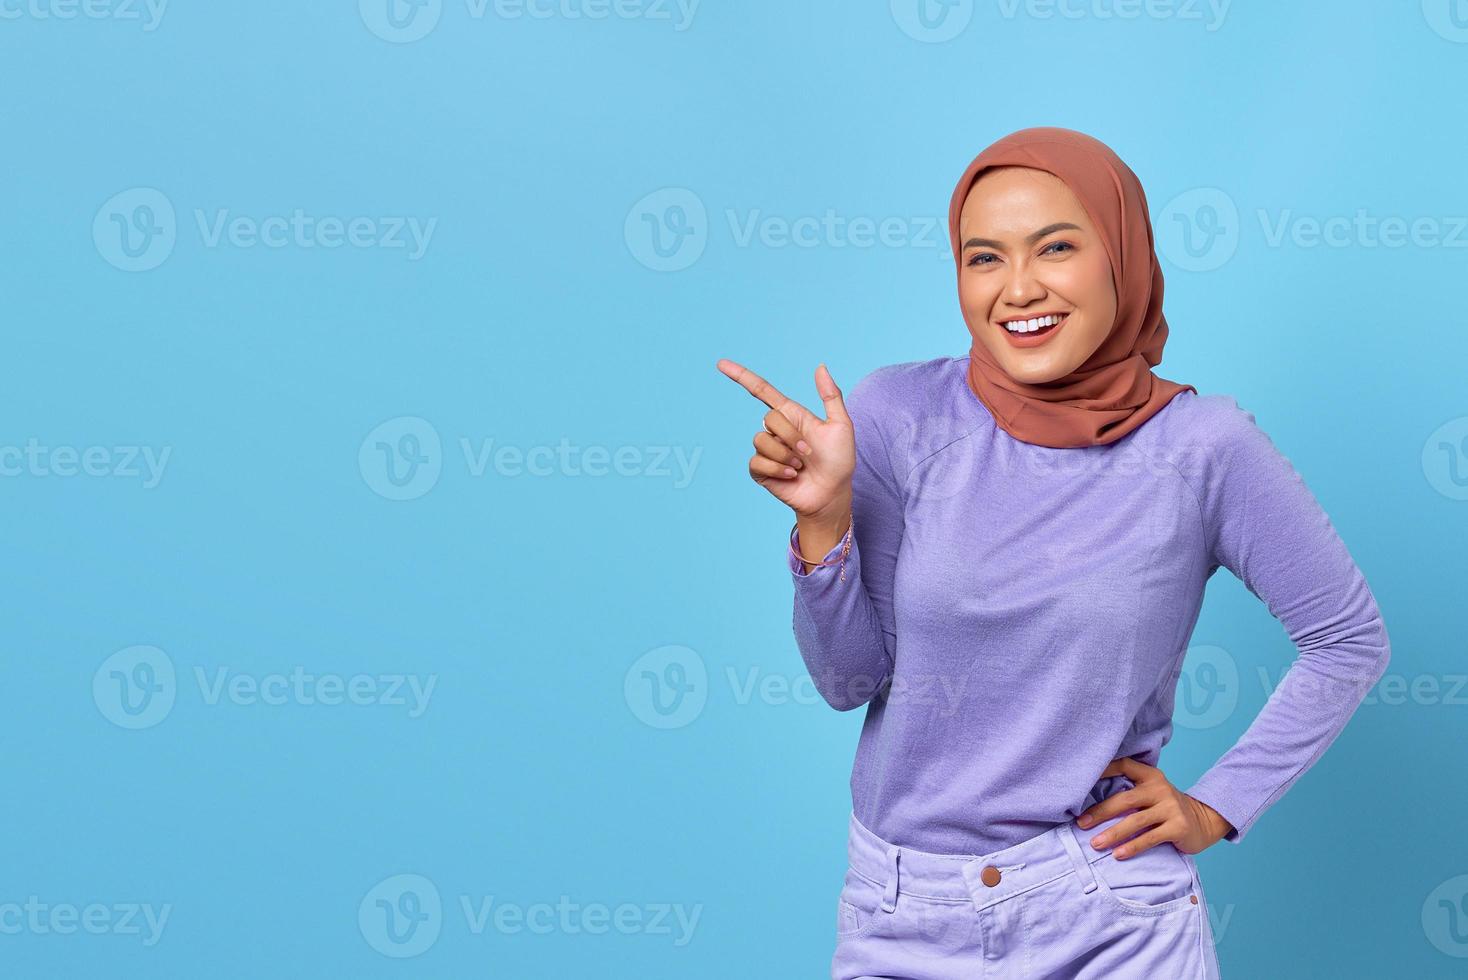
[[980, 865, 1002, 887]]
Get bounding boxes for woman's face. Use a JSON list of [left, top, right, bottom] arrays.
[[957, 166, 1117, 385]]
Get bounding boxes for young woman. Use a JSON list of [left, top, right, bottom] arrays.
[[717, 127, 1391, 978]]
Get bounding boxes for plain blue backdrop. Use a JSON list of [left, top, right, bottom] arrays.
[[3, 1, 1465, 976]]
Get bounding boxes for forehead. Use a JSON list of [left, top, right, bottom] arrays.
[[959, 166, 1088, 231]]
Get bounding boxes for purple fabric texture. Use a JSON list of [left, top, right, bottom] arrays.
[[789, 356, 1390, 855]]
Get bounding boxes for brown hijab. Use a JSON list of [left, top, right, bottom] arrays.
[[947, 127, 1195, 449]]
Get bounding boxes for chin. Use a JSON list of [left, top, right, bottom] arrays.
[[1008, 363, 1073, 385], [988, 349, 1076, 385]]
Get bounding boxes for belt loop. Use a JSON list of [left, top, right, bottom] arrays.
[[1059, 823, 1099, 895], [880, 846, 900, 912]]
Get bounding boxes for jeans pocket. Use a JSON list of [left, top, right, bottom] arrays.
[[835, 867, 885, 941], [1089, 840, 1199, 917]]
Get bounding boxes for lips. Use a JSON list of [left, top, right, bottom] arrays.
[[997, 313, 1069, 347]]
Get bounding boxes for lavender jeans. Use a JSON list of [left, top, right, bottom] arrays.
[[831, 785, 1222, 979]]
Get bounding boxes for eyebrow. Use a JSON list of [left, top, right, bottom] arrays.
[[961, 222, 1082, 251]]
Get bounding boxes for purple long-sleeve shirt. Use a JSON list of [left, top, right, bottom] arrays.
[[789, 355, 1390, 855]]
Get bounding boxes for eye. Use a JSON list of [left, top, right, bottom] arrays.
[[1041, 240, 1074, 256], [965, 251, 996, 267]]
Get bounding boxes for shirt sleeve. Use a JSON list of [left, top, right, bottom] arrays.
[[1181, 398, 1391, 843], [787, 372, 905, 711]]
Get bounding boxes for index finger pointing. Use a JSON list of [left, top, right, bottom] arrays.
[[716, 358, 800, 414]]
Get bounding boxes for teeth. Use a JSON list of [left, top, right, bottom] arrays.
[[1003, 314, 1063, 333]]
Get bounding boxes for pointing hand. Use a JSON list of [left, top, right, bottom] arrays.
[[716, 358, 855, 525]]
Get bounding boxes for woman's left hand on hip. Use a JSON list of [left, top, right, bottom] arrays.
[[1075, 756, 1233, 858]]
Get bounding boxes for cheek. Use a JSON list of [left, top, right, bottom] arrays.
[[957, 276, 993, 317], [1063, 257, 1116, 313]]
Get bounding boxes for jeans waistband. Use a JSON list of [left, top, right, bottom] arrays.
[[845, 792, 1129, 915]]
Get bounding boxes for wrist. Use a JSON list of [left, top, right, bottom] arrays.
[[1189, 795, 1232, 843], [800, 495, 852, 538], [792, 496, 853, 573]]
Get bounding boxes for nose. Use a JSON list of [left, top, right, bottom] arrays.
[[1002, 262, 1046, 307]]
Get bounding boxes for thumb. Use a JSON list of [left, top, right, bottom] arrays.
[[815, 363, 849, 424]]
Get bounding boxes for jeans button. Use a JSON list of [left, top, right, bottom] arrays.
[[980, 865, 1002, 887]]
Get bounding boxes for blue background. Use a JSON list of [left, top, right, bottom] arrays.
[[3, 1, 1466, 976]]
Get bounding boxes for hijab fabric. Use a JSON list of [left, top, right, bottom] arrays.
[[947, 127, 1195, 449]]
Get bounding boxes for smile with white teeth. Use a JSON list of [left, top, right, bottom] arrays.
[[1001, 313, 1067, 334]]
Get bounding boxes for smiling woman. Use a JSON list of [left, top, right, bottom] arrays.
[[959, 186, 1113, 362], [949, 137, 1196, 448], [718, 126, 1391, 980]]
